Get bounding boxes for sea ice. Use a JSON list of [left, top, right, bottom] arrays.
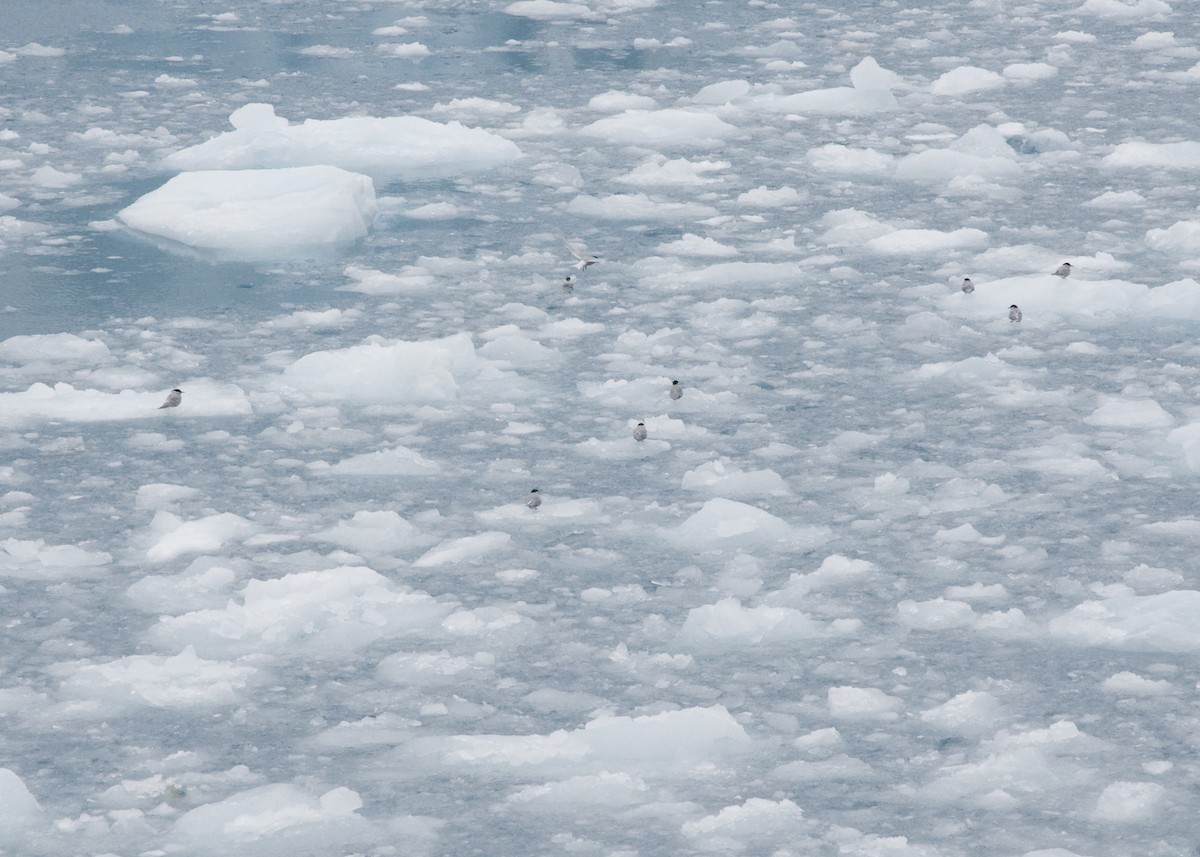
[[827, 686, 902, 721], [148, 567, 457, 658], [1048, 590, 1200, 652], [930, 66, 1007, 96], [0, 537, 111, 581], [118, 166, 378, 256], [681, 798, 808, 844], [675, 597, 825, 648], [281, 333, 479, 404], [506, 771, 648, 808], [920, 690, 1006, 737], [580, 108, 739, 150], [1092, 781, 1166, 822], [319, 445, 441, 477], [313, 510, 424, 554], [680, 458, 790, 497], [673, 498, 808, 548], [161, 104, 521, 180], [1075, 0, 1172, 20], [143, 511, 257, 563], [0, 768, 44, 845], [412, 531, 512, 567], [51, 646, 257, 712], [395, 705, 750, 774], [1103, 140, 1200, 169], [504, 1, 593, 21], [752, 57, 900, 114], [169, 784, 377, 856]]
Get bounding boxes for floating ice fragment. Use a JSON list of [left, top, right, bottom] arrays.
[[118, 166, 378, 256], [1075, 0, 1172, 20], [170, 783, 376, 855], [1084, 395, 1173, 428], [1103, 140, 1200, 169], [504, 1, 593, 20], [53, 646, 257, 711], [161, 104, 521, 180], [0, 769, 43, 845], [0, 537, 111, 581], [1101, 671, 1173, 695], [931, 66, 1006, 96], [681, 798, 806, 842], [753, 57, 900, 114], [674, 498, 800, 547], [0, 332, 111, 365], [313, 510, 424, 554], [1092, 781, 1165, 822], [507, 771, 648, 807], [580, 109, 738, 150], [680, 458, 790, 497], [1048, 590, 1200, 651], [413, 532, 511, 567], [897, 598, 978, 630], [920, 691, 1005, 737], [827, 686, 902, 720], [676, 597, 824, 648], [282, 333, 478, 404], [149, 567, 457, 658]]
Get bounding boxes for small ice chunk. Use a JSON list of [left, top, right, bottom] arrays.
[[1092, 781, 1165, 822], [827, 686, 902, 720], [931, 66, 1007, 96]]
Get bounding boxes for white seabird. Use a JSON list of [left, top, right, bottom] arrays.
[[526, 488, 542, 510], [633, 422, 648, 441], [158, 388, 183, 409], [1009, 304, 1022, 323], [1053, 262, 1072, 278], [564, 240, 599, 271]]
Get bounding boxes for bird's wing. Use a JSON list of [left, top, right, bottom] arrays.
[[564, 240, 595, 262]]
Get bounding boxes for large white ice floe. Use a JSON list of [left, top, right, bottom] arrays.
[[148, 567, 458, 659], [50, 646, 257, 713], [675, 597, 827, 649], [752, 57, 901, 114], [681, 798, 809, 845], [672, 498, 831, 551], [117, 165, 377, 256], [580, 108, 738, 150], [160, 103, 522, 180], [143, 511, 257, 563], [0, 769, 44, 846], [504, 1, 594, 21], [281, 333, 480, 404], [0, 381, 253, 427], [0, 537, 111, 581], [894, 125, 1022, 185], [939, 274, 1200, 324], [930, 65, 1007, 97], [169, 783, 380, 856], [1074, 0, 1172, 20], [1048, 590, 1200, 652], [392, 705, 751, 774]]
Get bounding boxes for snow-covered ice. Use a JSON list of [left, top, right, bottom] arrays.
[[3, 0, 1200, 855]]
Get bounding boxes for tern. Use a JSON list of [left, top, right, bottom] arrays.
[[564, 240, 599, 271]]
